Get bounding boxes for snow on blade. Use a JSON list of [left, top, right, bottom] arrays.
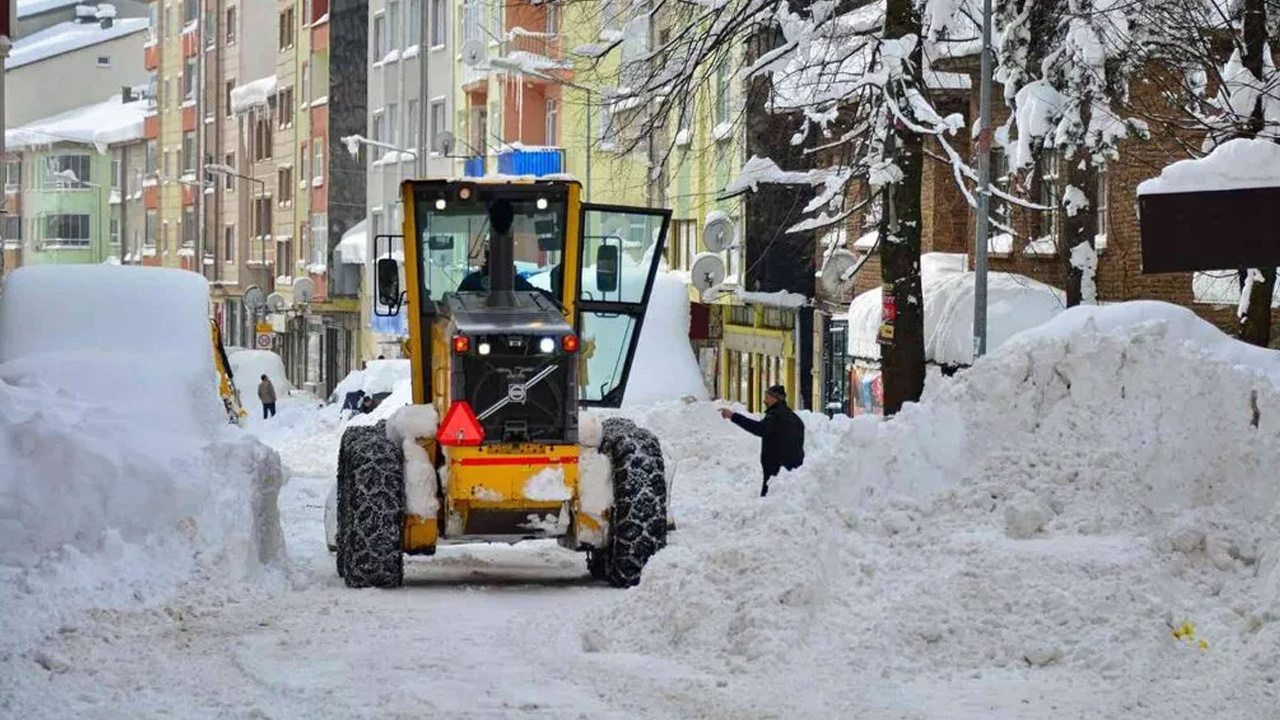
[[1137, 138, 1280, 195], [523, 467, 572, 502]]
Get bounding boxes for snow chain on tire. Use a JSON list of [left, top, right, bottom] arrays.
[[336, 421, 405, 589], [598, 417, 668, 588]]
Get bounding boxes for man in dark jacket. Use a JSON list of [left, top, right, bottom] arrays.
[[720, 385, 805, 496]]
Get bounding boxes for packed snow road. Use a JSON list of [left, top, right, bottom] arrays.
[[0, 400, 768, 720]]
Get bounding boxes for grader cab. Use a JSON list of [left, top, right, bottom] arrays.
[[332, 177, 672, 588]]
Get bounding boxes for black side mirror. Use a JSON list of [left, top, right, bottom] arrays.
[[596, 244, 619, 293], [376, 257, 401, 306], [427, 235, 454, 251]]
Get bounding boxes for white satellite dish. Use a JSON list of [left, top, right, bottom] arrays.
[[703, 215, 733, 253], [820, 249, 859, 294], [293, 277, 316, 304], [266, 292, 288, 313], [433, 130, 455, 156], [690, 252, 726, 293], [461, 39, 487, 67], [243, 285, 267, 311]]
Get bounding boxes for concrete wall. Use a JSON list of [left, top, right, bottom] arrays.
[[6, 30, 149, 126]]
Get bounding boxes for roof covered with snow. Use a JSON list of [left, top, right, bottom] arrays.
[[6, 17, 149, 70], [17, 0, 84, 18], [847, 252, 1066, 364], [6, 92, 150, 152], [1137, 138, 1280, 196]]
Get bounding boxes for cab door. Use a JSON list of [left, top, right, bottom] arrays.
[[575, 203, 671, 408]]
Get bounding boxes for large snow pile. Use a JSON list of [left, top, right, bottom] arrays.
[[228, 348, 294, 419], [0, 266, 286, 654], [328, 358, 411, 404], [584, 300, 1280, 717], [1137, 138, 1280, 196], [623, 272, 710, 406], [848, 252, 1066, 364]]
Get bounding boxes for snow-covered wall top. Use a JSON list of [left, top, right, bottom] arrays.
[[6, 92, 149, 152], [6, 17, 148, 69], [1137, 138, 1280, 196], [846, 252, 1065, 365], [230, 75, 278, 115]]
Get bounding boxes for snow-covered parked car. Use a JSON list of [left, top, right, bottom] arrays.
[[327, 358, 410, 411]]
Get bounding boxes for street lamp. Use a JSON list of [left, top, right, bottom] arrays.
[[340, 134, 420, 163], [206, 164, 269, 285], [55, 168, 107, 264]]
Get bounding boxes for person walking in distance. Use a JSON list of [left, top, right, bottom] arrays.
[[720, 385, 805, 497], [258, 374, 277, 419]]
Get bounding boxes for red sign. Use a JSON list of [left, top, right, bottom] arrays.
[[438, 401, 485, 447], [882, 294, 896, 322]]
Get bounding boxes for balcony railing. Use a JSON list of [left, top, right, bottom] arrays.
[[464, 156, 485, 177], [496, 148, 563, 176]]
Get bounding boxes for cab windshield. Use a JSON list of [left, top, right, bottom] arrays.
[[414, 193, 568, 304]]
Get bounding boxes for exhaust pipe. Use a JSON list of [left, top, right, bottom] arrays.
[[487, 200, 515, 306]]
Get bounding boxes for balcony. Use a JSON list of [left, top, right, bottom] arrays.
[[463, 156, 485, 177], [496, 147, 563, 177], [144, 43, 159, 70], [490, 33, 569, 81]]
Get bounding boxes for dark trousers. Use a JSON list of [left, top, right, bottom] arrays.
[[263, 402, 276, 419], [761, 463, 800, 497]]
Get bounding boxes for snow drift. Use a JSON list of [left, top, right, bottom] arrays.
[[0, 266, 286, 654], [585, 300, 1280, 717], [228, 348, 294, 420]]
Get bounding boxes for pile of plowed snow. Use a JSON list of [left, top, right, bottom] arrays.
[[0, 267, 287, 655], [585, 301, 1280, 717]]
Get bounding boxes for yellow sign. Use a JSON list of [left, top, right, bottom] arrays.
[[255, 322, 273, 335], [877, 323, 895, 343]]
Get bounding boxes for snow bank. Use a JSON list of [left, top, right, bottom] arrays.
[[1138, 138, 1280, 195], [347, 378, 413, 427], [0, 266, 286, 654], [228, 349, 293, 420], [848, 252, 1065, 364], [585, 301, 1280, 717]]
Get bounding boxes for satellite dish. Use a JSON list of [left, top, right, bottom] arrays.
[[703, 215, 733, 253], [820, 249, 859, 294], [433, 130, 455, 156], [293, 277, 316, 304], [690, 252, 726, 293], [266, 292, 288, 313], [461, 39, 487, 67], [243, 285, 267, 311]]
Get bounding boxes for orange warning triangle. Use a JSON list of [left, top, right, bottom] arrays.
[[438, 401, 485, 446]]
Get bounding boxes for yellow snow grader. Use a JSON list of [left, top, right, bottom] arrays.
[[333, 177, 672, 588]]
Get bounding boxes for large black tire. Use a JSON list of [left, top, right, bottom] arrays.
[[336, 421, 405, 589], [597, 417, 668, 588]]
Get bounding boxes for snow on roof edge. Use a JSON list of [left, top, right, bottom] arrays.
[[6, 92, 150, 152], [1137, 138, 1280, 196]]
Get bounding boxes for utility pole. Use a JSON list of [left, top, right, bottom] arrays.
[[972, 0, 993, 358]]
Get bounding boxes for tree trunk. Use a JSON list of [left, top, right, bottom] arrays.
[[1238, 0, 1273, 346], [879, 0, 926, 415], [1061, 124, 1099, 307]]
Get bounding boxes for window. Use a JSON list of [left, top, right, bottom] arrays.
[[108, 218, 120, 247], [278, 87, 294, 128], [301, 64, 309, 103], [471, 107, 488, 156], [669, 219, 696, 271], [429, 100, 446, 152], [254, 117, 274, 160], [715, 59, 730, 125], [300, 142, 308, 185], [255, 196, 273, 237], [279, 7, 295, 50], [44, 155, 91, 187], [373, 13, 386, 59], [205, 9, 217, 47], [546, 1, 558, 33], [43, 214, 91, 246], [388, 1, 401, 49], [224, 153, 236, 189], [146, 141, 158, 174], [407, 99, 420, 150], [3, 215, 21, 241], [544, 98, 559, 145], [182, 132, 196, 173], [388, 102, 399, 145], [145, 210, 157, 248], [1038, 152, 1060, 242], [373, 111, 386, 144], [430, 0, 445, 46], [183, 0, 197, 24], [303, 0, 312, 26], [6, 160, 21, 190], [226, 7, 237, 43], [183, 206, 196, 246], [278, 167, 293, 203], [598, 105, 616, 147], [225, 80, 235, 116], [162, 222, 170, 251], [184, 58, 196, 100], [110, 159, 121, 190], [313, 140, 324, 184], [408, 0, 421, 46], [97, 56, 111, 67], [149, 3, 158, 41], [224, 225, 234, 263], [165, 78, 173, 108]]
